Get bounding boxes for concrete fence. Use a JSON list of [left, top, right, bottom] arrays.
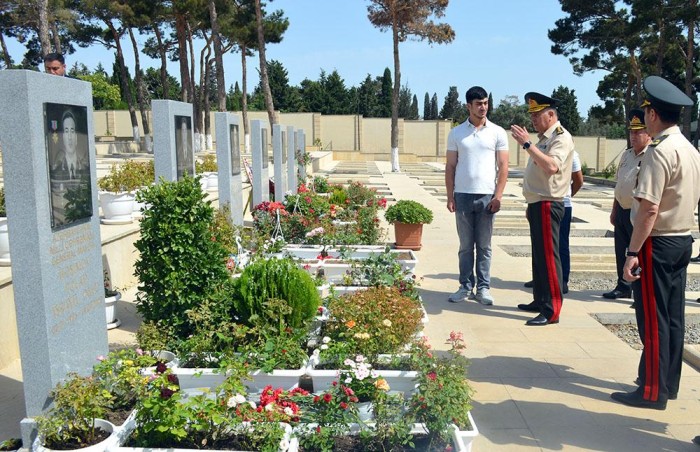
[[95, 110, 627, 170]]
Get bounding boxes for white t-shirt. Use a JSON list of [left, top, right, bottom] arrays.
[[447, 118, 509, 194], [564, 151, 581, 208]]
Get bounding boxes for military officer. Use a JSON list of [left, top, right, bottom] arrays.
[[602, 109, 652, 301], [511, 92, 574, 326], [611, 75, 700, 410]]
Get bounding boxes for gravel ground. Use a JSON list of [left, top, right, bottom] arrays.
[[570, 277, 700, 292], [606, 323, 700, 349]]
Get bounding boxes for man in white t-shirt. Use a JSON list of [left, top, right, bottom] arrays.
[[445, 86, 509, 305]]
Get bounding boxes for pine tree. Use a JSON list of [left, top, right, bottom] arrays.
[[379, 67, 392, 117], [410, 95, 419, 120], [423, 92, 431, 119], [430, 93, 438, 120]]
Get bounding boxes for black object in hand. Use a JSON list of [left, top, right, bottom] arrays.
[[632, 266, 642, 277]]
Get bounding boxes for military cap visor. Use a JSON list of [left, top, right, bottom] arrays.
[[641, 75, 693, 113], [525, 92, 560, 113], [627, 108, 646, 130]]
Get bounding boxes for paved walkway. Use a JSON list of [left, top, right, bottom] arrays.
[[2, 161, 700, 451]]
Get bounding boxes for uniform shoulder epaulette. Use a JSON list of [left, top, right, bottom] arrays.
[[555, 126, 564, 135], [650, 135, 669, 147]]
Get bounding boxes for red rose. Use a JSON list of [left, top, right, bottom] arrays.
[[155, 362, 167, 374], [340, 402, 348, 409], [323, 393, 332, 403], [427, 371, 437, 381]]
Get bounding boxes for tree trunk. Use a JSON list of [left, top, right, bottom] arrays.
[[199, 36, 212, 151], [128, 27, 151, 144], [37, 0, 51, 55], [108, 21, 139, 143], [683, 10, 694, 141], [0, 34, 12, 68], [208, 0, 226, 112], [187, 21, 201, 152], [241, 46, 251, 154], [175, 13, 191, 103], [390, 10, 400, 172], [254, 0, 276, 127], [50, 22, 61, 54], [187, 22, 196, 105], [153, 25, 169, 99]]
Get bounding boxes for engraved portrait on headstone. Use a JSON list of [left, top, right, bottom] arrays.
[[174, 115, 193, 179], [230, 124, 240, 176], [45, 103, 92, 229]]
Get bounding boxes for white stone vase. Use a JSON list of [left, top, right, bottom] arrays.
[[34, 418, 119, 452], [99, 192, 135, 224]]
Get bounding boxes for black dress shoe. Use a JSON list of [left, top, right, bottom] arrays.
[[610, 391, 666, 410], [525, 314, 558, 326], [692, 435, 700, 446], [690, 254, 700, 263], [563, 284, 569, 294], [524, 280, 533, 288], [603, 289, 632, 299], [517, 302, 539, 312]]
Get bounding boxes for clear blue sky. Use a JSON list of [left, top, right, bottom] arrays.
[[6, 0, 605, 118]]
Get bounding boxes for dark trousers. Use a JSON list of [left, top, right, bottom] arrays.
[[613, 208, 633, 292], [559, 206, 572, 285], [527, 201, 564, 321], [632, 235, 691, 402]]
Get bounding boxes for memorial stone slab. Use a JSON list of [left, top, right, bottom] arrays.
[[215, 112, 244, 225], [152, 100, 195, 182], [250, 120, 270, 206], [286, 126, 297, 194], [272, 124, 288, 201], [295, 129, 307, 181], [0, 70, 107, 442]]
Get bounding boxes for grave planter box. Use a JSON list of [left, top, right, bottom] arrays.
[[305, 354, 418, 398], [33, 418, 120, 452], [173, 363, 306, 392], [111, 419, 298, 452], [99, 191, 135, 224]]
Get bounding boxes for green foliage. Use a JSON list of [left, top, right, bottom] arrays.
[[601, 162, 617, 179], [312, 176, 331, 193], [78, 73, 123, 110], [231, 257, 320, 329], [134, 177, 230, 339], [321, 286, 424, 363], [410, 332, 473, 446], [489, 95, 531, 130], [440, 86, 467, 123], [132, 371, 291, 451], [384, 199, 433, 224], [136, 321, 172, 352], [195, 154, 218, 173], [36, 373, 113, 449], [93, 349, 156, 411], [98, 160, 153, 193], [551, 86, 582, 135], [0, 187, 5, 217]]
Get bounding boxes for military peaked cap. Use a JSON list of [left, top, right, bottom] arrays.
[[627, 108, 646, 130], [641, 75, 693, 113], [524, 92, 560, 113]]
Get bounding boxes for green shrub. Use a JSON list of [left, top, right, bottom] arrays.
[[384, 200, 433, 224], [195, 154, 218, 173], [98, 160, 153, 193], [134, 177, 230, 339], [231, 257, 320, 329], [0, 187, 5, 217]]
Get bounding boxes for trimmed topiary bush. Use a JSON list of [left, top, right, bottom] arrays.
[[231, 257, 320, 329], [134, 176, 230, 339]]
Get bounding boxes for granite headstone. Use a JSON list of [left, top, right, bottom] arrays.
[[152, 100, 195, 182], [0, 70, 107, 442], [286, 126, 297, 194], [250, 119, 270, 206], [214, 112, 244, 225], [272, 124, 288, 201]]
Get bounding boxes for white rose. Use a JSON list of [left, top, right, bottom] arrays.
[[322, 336, 331, 344], [234, 393, 246, 404], [320, 344, 328, 350], [265, 403, 274, 411], [284, 407, 294, 416], [227, 397, 238, 408], [280, 439, 290, 451]]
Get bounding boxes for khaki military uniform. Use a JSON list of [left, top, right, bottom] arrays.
[[522, 121, 574, 322], [630, 125, 700, 404], [611, 147, 647, 293]]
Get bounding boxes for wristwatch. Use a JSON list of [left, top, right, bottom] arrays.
[[626, 249, 639, 257], [523, 141, 532, 150]]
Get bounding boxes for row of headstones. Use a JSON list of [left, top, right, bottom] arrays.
[[0, 70, 308, 444], [153, 100, 308, 226]]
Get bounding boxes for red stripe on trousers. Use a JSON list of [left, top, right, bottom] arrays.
[[640, 239, 659, 401], [540, 202, 562, 321]]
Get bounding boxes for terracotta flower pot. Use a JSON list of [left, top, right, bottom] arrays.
[[393, 222, 424, 251]]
